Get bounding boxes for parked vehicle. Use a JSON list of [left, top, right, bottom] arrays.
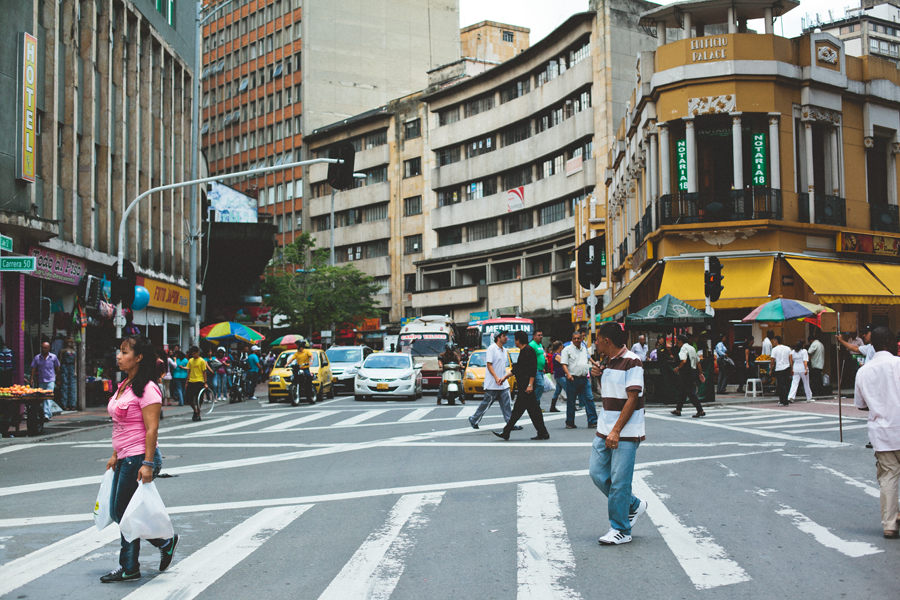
[[354, 352, 423, 401], [399, 315, 458, 390], [267, 349, 334, 403], [326, 345, 373, 393]]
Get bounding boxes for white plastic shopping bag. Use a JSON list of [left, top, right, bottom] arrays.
[[119, 481, 174, 542], [93, 469, 115, 531], [544, 376, 556, 393]]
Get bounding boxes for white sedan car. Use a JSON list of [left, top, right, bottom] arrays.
[[354, 353, 423, 401]]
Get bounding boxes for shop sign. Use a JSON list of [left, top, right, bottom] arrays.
[[16, 33, 37, 182], [27, 246, 86, 285], [468, 311, 490, 324], [751, 133, 767, 186], [565, 155, 583, 176], [0, 256, 36, 272], [136, 276, 190, 313], [571, 304, 587, 323], [837, 232, 900, 257], [676, 140, 688, 191], [691, 36, 728, 62], [782, 275, 794, 286], [632, 241, 654, 270], [358, 318, 381, 332]]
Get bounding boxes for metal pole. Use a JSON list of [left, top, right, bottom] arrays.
[[330, 188, 335, 267], [189, 0, 202, 346], [837, 312, 843, 442], [590, 283, 596, 342]]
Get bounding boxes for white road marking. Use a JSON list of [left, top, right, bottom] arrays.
[[398, 408, 434, 422], [456, 406, 475, 418], [0, 444, 40, 456], [632, 473, 750, 590], [331, 409, 389, 427], [160, 415, 243, 433], [188, 414, 284, 436], [261, 411, 336, 431], [812, 464, 880, 498], [1, 449, 783, 528], [317, 493, 443, 600], [645, 412, 848, 447], [745, 416, 826, 428], [122, 505, 311, 600], [0, 525, 121, 597], [782, 424, 869, 434], [775, 505, 882, 557], [517, 481, 582, 600]]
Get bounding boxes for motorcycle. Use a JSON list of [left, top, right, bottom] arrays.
[[438, 362, 463, 406], [288, 363, 315, 406], [228, 363, 246, 404]]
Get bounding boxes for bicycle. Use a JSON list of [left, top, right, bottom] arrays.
[[197, 386, 216, 415]]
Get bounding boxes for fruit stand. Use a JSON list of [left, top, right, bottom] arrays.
[[0, 386, 56, 437]]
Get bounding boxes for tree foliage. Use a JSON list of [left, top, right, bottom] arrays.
[[262, 233, 382, 333]]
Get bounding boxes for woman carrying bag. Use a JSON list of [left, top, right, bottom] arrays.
[[102, 335, 179, 583]]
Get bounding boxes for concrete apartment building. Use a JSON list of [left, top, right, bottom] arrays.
[[1, 0, 196, 403], [807, 1, 900, 65], [460, 21, 530, 63], [200, 0, 460, 248]]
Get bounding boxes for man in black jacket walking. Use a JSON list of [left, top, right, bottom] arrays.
[[493, 331, 550, 441]]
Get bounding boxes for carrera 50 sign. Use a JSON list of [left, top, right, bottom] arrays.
[[17, 32, 37, 183]]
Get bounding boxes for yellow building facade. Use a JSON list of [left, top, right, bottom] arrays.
[[602, 0, 900, 366]]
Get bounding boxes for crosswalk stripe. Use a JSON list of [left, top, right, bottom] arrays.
[[704, 414, 789, 423], [632, 473, 750, 590], [331, 409, 389, 427], [398, 408, 434, 422], [161, 415, 243, 433], [261, 411, 336, 431], [189, 414, 284, 436], [0, 525, 121, 597], [318, 492, 444, 600], [517, 481, 582, 599], [774, 505, 882, 557], [122, 505, 311, 600], [746, 416, 826, 428], [782, 424, 869, 434], [456, 406, 475, 418]]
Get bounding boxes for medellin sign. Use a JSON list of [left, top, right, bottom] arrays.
[[16, 32, 37, 183], [751, 133, 767, 186], [676, 140, 688, 191]]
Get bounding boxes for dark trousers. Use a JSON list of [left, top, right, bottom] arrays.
[[775, 368, 792, 404], [503, 389, 548, 437], [716, 358, 731, 393], [185, 381, 205, 410], [810, 367, 823, 396], [676, 370, 702, 413]]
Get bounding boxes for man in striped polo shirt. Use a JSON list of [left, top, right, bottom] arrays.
[[589, 321, 648, 545]]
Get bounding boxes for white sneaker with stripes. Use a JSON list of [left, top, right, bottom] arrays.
[[599, 528, 632, 545], [629, 499, 648, 528]]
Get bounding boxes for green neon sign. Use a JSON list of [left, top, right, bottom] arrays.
[[751, 133, 767, 186], [676, 139, 688, 191]]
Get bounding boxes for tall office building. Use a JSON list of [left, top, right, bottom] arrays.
[[200, 0, 460, 248], [808, 1, 900, 64]]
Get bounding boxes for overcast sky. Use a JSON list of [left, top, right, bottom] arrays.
[[459, 0, 855, 44]]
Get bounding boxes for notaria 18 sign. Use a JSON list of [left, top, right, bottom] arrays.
[[676, 140, 688, 191], [751, 133, 767, 186]]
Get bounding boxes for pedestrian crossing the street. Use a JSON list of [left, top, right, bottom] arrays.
[[0, 462, 889, 600]]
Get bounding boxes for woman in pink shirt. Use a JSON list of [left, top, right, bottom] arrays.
[[101, 335, 179, 583]]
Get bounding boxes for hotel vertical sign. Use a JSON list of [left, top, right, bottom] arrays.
[[676, 140, 688, 191], [16, 32, 37, 183], [751, 133, 767, 186]]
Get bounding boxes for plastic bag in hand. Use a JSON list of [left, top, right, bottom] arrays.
[[93, 469, 115, 531], [119, 481, 174, 542]]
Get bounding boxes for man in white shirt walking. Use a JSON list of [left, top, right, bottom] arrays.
[[630, 335, 648, 362], [853, 326, 900, 539], [468, 330, 517, 430], [807, 334, 825, 396], [560, 330, 598, 429], [770, 336, 792, 406]]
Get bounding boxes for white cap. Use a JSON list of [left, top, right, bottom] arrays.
[[251, 345, 260, 351]]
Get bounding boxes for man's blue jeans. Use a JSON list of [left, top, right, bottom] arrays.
[[41, 381, 56, 419], [566, 377, 597, 425], [110, 448, 171, 573], [533, 371, 545, 408], [589, 436, 642, 535], [470, 389, 512, 426]]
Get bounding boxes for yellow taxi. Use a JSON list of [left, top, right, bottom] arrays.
[[267, 349, 334, 403], [463, 348, 519, 400]]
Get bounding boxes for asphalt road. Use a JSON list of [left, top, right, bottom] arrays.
[[0, 392, 894, 600]]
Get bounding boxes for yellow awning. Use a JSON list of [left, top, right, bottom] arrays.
[[865, 262, 900, 296], [787, 258, 899, 304], [600, 264, 659, 319], [657, 257, 774, 310]]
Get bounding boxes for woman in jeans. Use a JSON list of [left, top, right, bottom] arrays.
[[101, 335, 178, 583], [548, 341, 566, 412], [171, 351, 188, 406]]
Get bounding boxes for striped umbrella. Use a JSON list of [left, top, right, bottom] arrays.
[[200, 321, 265, 345], [742, 299, 828, 323], [270, 334, 306, 348]]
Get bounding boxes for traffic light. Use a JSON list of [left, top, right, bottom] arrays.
[[110, 260, 136, 307], [327, 140, 356, 190], [577, 236, 606, 290], [705, 256, 724, 302]]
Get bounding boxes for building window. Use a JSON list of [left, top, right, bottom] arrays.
[[467, 136, 494, 158], [437, 188, 460, 207], [467, 220, 497, 242], [404, 157, 422, 178], [501, 122, 530, 147], [404, 234, 422, 254], [871, 38, 879, 51], [404, 195, 422, 216], [467, 178, 496, 200], [404, 274, 417, 292], [504, 211, 533, 234], [501, 79, 530, 103], [439, 107, 460, 126], [436, 147, 460, 167], [465, 95, 494, 118], [365, 166, 388, 185], [540, 201, 566, 225], [495, 262, 520, 282], [503, 167, 532, 190], [367, 240, 389, 258], [365, 203, 389, 221], [404, 119, 421, 140], [502, 30, 514, 42], [437, 227, 463, 246], [373, 276, 390, 295]]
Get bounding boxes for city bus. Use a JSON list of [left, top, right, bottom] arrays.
[[465, 317, 535, 350], [399, 315, 458, 390]]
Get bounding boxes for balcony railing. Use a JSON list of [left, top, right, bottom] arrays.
[[871, 203, 900, 233], [798, 193, 846, 227], [633, 221, 642, 245], [658, 189, 783, 226], [618, 240, 628, 267], [641, 206, 653, 243]]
